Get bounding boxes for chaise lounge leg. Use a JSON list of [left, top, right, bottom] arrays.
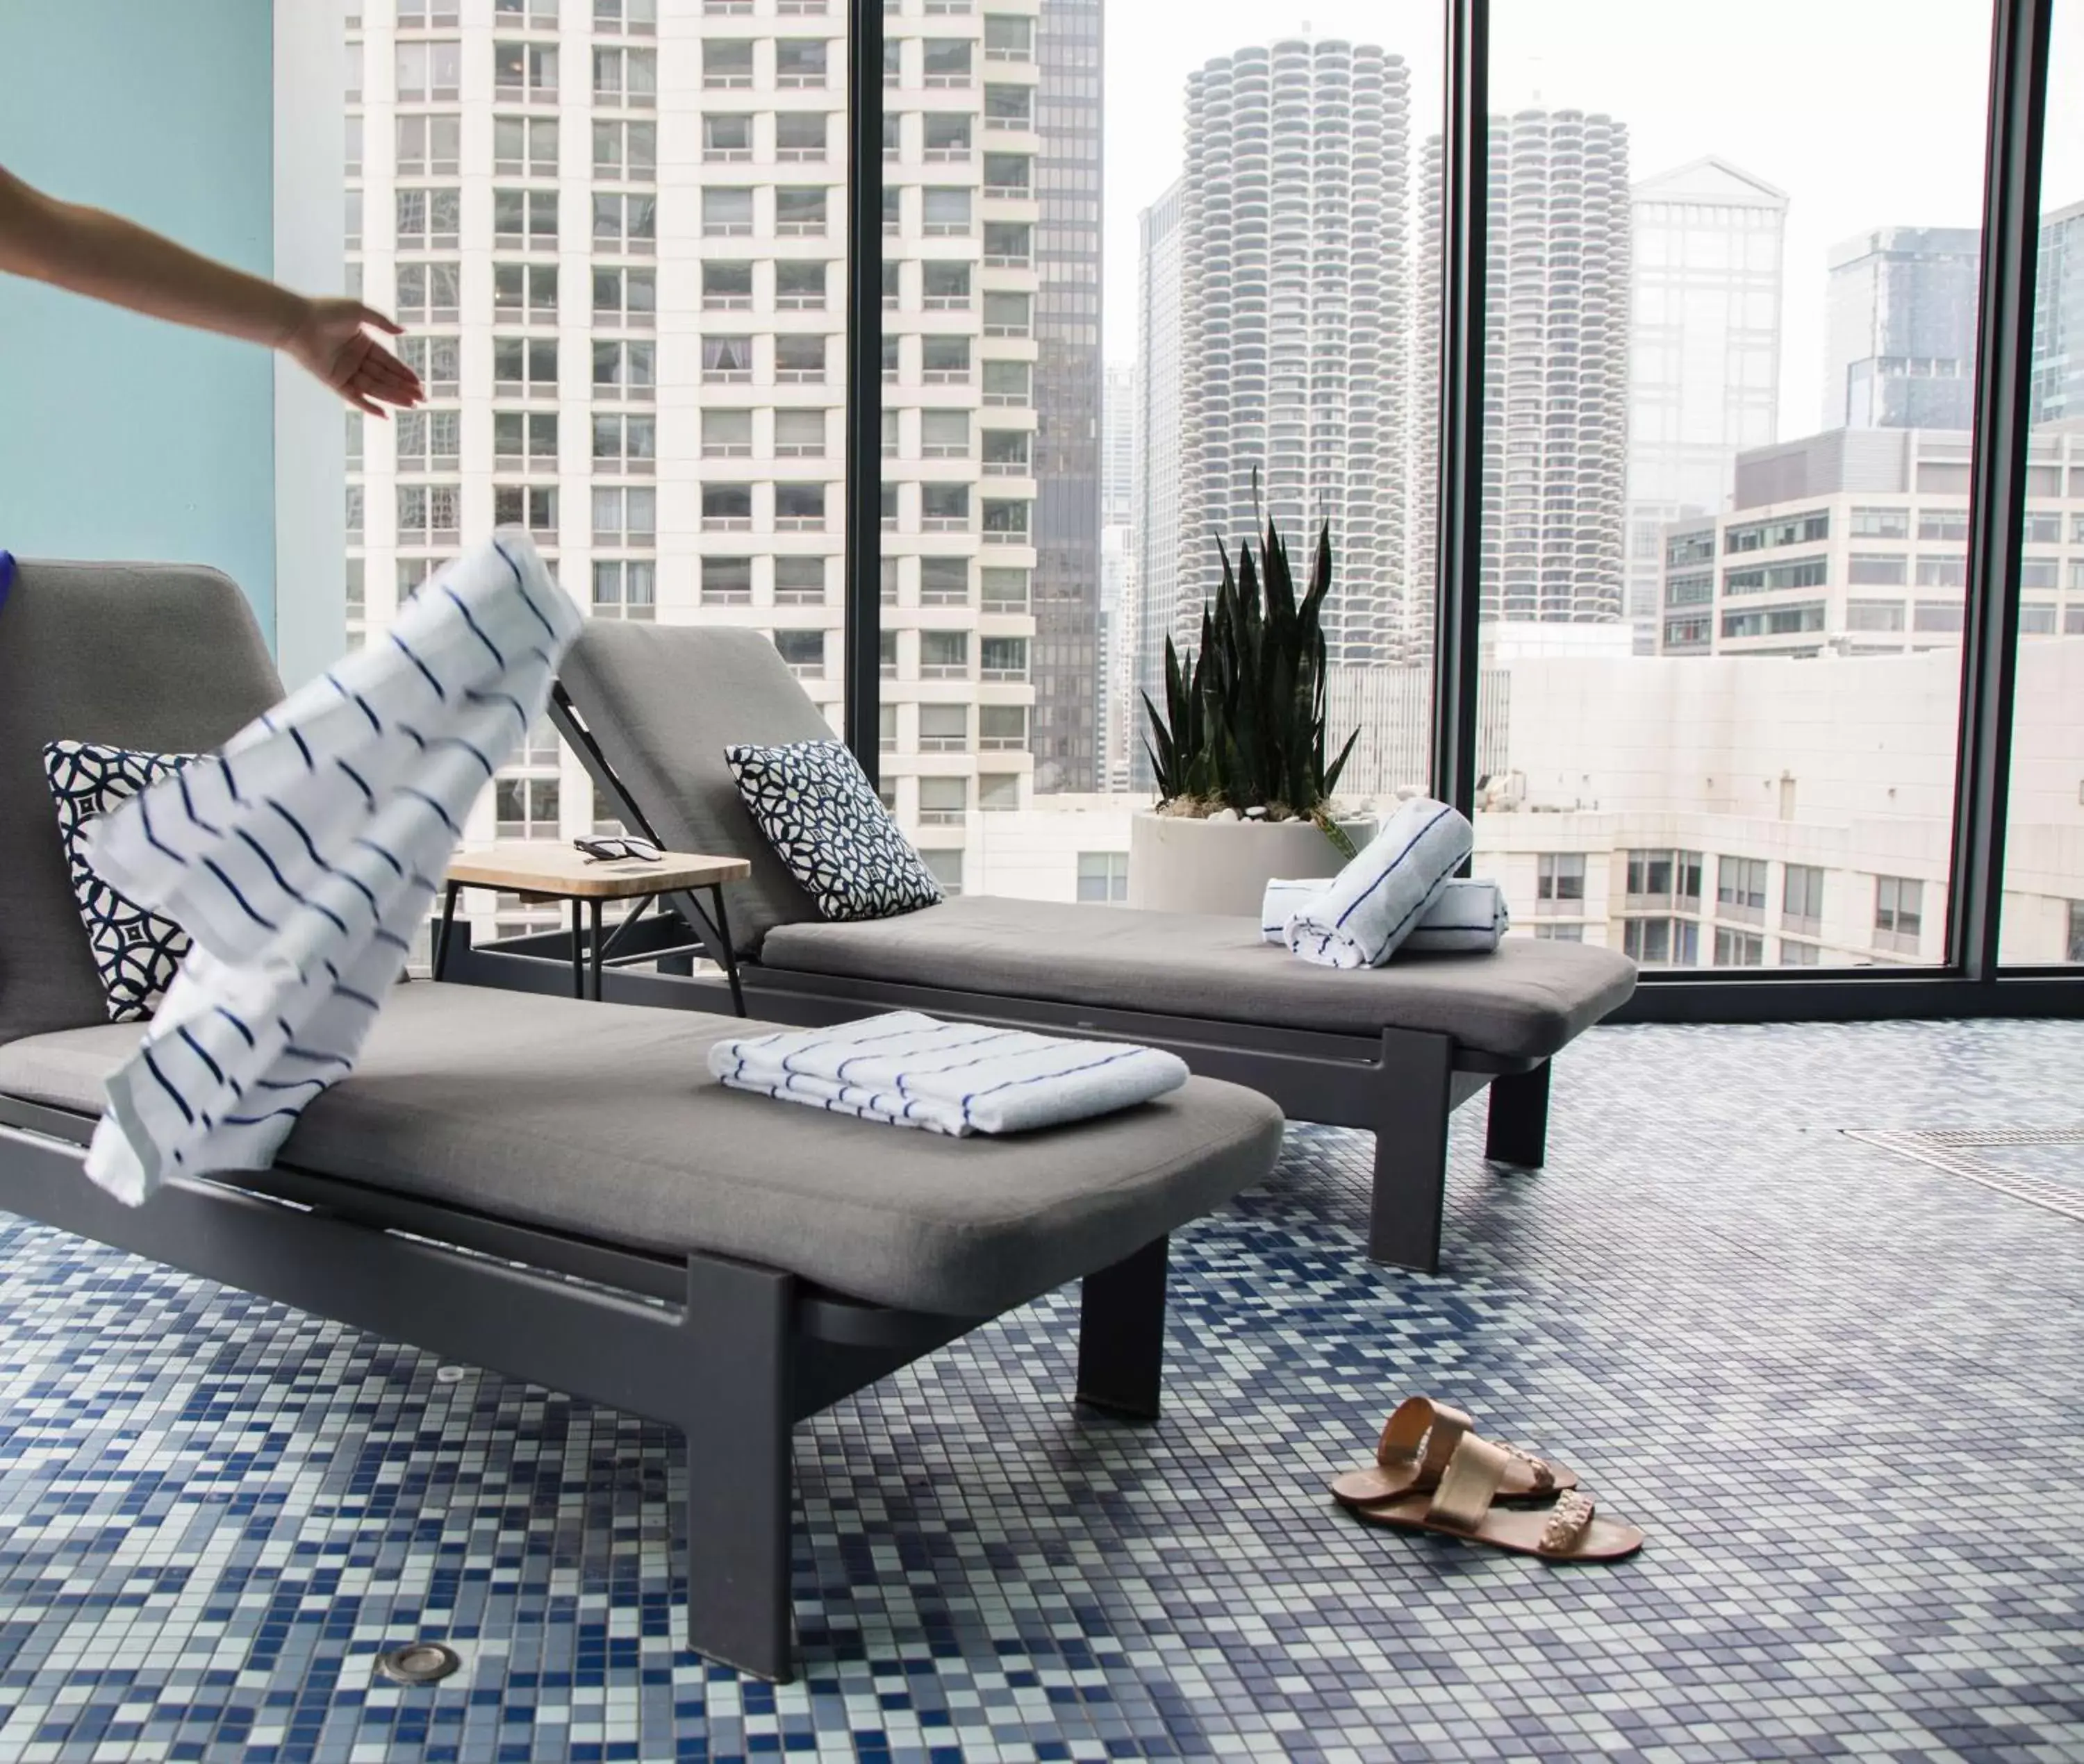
[[1075, 1234, 1170, 1421], [678, 1257, 797, 1682], [1368, 1029, 1455, 1274], [1484, 1060, 1552, 1168]]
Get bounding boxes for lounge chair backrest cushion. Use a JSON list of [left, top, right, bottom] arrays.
[[560, 622, 827, 954], [0, 560, 285, 1048]]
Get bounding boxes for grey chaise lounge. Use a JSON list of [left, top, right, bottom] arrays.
[[456, 623, 1637, 1274], [0, 560, 1285, 1682]]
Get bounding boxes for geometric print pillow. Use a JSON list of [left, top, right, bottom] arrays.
[[724, 739, 944, 922], [42, 740, 197, 1022]]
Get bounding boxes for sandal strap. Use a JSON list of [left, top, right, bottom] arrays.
[[1428, 1434, 1514, 1533], [1375, 1396, 1474, 1479], [1500, 1443, 1556, 1491], [1538, 1490, 1597, 1554]]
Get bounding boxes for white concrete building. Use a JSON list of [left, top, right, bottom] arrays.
[[1658, 426, 2084, 658], [968, 644, 2084, 970], [345, 0, 1043, 924], [1625, 158, 1787, 655]]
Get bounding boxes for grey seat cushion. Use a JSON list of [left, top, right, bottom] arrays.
[[761, 895, 1637, 1060], [0, 560, 283, 1046], [0, 983, 1284, 1317], [561, 623, 829, 956]]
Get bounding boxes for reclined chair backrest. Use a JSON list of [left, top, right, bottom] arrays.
[[0, 560, 283, 1047], [561, 621, 827, 956]]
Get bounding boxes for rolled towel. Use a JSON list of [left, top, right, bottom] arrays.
[[1259, 876, 1333, 943], [709, 1010, 1190, 1137], [1402, 879, 1511, 954], [1282, 797, 1475, 969], [1262, 874, 1509, 954]]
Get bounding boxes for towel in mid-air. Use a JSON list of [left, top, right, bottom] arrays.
[[79, 532, 581, 1204]]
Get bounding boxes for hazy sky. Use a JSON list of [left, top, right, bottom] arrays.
[[1100, 0, 2084, 441]]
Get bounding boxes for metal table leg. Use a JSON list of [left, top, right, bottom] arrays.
[[588, 897, 605, 1001], [570, 897, 585, 1000], [433, 881, 461, 981], [710, 884, 747, 1017]]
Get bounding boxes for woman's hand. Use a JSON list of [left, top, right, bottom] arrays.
[[280, 298, 424, 415]]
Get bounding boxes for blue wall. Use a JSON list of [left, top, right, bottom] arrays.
[[0, 2, 276, 638]]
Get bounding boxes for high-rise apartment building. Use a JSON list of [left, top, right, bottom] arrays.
[[345, 0, 1043, 908], [1095, 359, 1134, 790], [1100, 359, 1133, 524], [1176, 40, 1412, 667], [1130, 178, 1182, 791], [1097, 523, 1135, 792], [2031, 197, 2084, 426], [1416, 108, 1632, 629], [1822, 226, 1980, 431], [1027, 0, 1102, 793], [1623, 158, 1786, 654]]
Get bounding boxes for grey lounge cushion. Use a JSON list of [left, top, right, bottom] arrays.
[[0, 561, 283, 1047], [562, 623, 830, 955], [761, 895, 1636, 1060], [0, 983, 1285, 1316]]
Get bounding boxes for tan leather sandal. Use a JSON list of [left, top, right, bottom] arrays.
[[1329, 1395, 1580, 1510], [1354, 1433, 1644, 1561]]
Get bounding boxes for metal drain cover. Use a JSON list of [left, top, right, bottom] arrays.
[[374, 1642, 463, 1686]]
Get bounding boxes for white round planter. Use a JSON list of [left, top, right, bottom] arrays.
[[1126, 810, 1379, 918]]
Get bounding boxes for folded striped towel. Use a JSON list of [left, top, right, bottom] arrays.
[[1282, 797, 1475, 970], [709, 1011, 1190, 1136], [1262, 875, 1510, 954], [79, 532, 581, 1204]]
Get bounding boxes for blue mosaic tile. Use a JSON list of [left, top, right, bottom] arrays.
[[2, 1020, 2083, 1761]]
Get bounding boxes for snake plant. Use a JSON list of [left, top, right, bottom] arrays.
[[1142, 506, 1361, 857]]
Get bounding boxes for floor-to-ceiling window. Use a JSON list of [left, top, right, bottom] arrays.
[[1465, 0, 1996, 972], [2000, 0, 2084, 967], [314, 0, 2080, 1010], [875, 1, 1442, 905]]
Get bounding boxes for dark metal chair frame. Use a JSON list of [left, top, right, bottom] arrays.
[[0, 1092, 1169, 1684], [445, 685, 1562, 1276]]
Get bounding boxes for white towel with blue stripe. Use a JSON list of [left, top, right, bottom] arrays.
[[709, 1012, 1191, 1136], [1262, 875, 1510, 954], [1403, 878, 1510, 952], [78, 532, 581, 1205], [1281, 797, 1476, 970]]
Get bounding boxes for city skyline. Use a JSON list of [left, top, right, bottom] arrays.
[[332, 0, 2081, 970]]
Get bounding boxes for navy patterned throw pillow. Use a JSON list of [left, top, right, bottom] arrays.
[[43, 740, 196, 1022], [725, 740, 944, 922]]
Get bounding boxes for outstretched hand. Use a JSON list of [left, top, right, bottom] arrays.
[[282, 298, 424, 415]]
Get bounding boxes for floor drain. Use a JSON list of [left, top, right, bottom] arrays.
[[374, 1642, 463, 1686], [1845, 1129, 2084, 1224]]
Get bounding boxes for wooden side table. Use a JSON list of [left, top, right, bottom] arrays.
[[436, 844, 754, 1013]]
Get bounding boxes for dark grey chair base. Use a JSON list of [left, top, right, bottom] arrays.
[[0, 1096, 1168, 1683], [445, 918, 1551, 1275]]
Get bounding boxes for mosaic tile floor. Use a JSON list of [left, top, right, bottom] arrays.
[[3, 1019, 2084, 1763]]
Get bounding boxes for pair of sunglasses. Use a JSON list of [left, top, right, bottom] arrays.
[[574, 835, 661, 863]]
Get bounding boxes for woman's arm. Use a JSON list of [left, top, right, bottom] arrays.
[[0, 164, 422, 415]]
